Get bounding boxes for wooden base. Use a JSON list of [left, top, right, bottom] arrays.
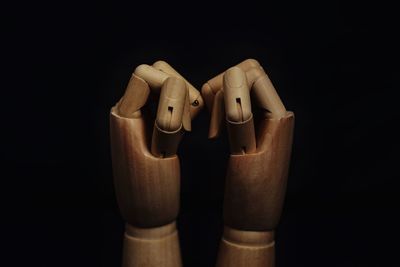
[[216, 227, 275, 267], [122, 222, 182, 267]]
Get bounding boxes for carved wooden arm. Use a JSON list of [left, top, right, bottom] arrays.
[[202, 60, 294, 267], [110, 61, 203, 267]]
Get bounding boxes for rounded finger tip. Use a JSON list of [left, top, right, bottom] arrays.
[[224, 67, 246, 88], [152, 60, 169, 69]]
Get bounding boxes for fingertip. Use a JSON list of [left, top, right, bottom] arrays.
[[243, 58, 261, 68], [152, 60, 169, 69], [134, 64, 152, 76]]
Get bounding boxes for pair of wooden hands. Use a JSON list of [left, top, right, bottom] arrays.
[[110, 59, 294, 267]]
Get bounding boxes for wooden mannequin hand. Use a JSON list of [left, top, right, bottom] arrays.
[[202, 60, 294, 267], [111, 61, 203, 226], [110, 61, 203, 267], [201, 59, 287, 138]]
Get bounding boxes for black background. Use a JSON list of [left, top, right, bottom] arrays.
[[3, 2, 399, 266]]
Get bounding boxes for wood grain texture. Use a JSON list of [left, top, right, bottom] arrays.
[[122, 222, 182, 267], [110, 109, 180, 227], [152, 60, 204, 118], [209, 90, 225, 138], [134, 64, 170, 89], [226, 116, 256, 154], [150, 77, 187, 157], [202, 59, 261, 107], [116, 74, 150, 118], [216, 227, 275, 267], [223, 112, 295, 231], [224, 67, 256, 154], [155, 77, 187, 132], [110, 61, 204, 267], [216, 112, 294, 267], [223, 67, 253, 122], [151, 124, 184, 158], [203, 59, 287, 139], [251, 74, 286, 118]]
